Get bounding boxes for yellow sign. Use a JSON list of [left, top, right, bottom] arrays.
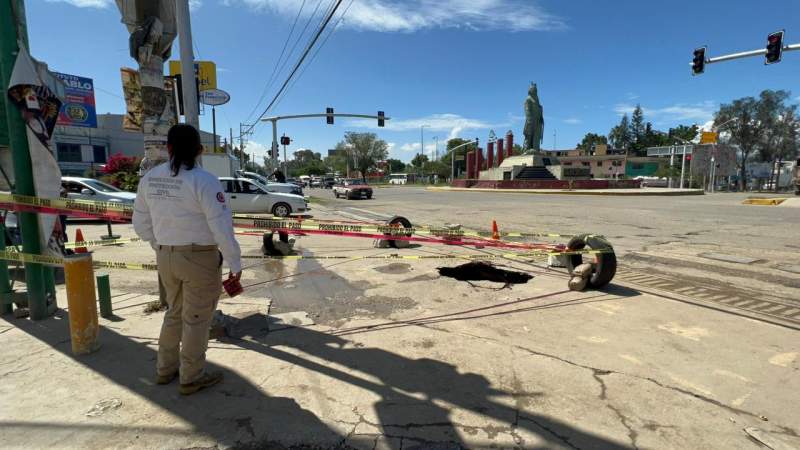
[[700, 131, 718, 144], [168, 60, 217, 91]]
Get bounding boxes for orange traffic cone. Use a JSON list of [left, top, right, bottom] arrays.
[[74, 228, 87, 253], [491, 220, 500, 240]]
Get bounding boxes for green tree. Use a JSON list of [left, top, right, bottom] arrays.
[[411, 153, 429, 169], [576, 133, 608, 151], [608, 114, 632, 152], [714, 90, 795, 190], [511, 143, 524, 156], [668, 124, 699, 143], [334, 132, 389, 180], [386, 158, 406, 173], [441, 138, 477, 176], [630, 105, 646, 155]]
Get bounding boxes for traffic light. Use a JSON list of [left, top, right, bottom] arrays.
[[686, 154, 692, 162], [377, 111, 385, 127], [326, 107, 334, 125], [692, 46, 706, 75], [765, 30, 784, 65], [280, 135, 291, 146]]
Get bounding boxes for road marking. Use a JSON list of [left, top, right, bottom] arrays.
[[657, 323, 711, 341], [345, 207, 393, 219]]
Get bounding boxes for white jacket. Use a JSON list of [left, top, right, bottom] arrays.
[[133, 163, 242, 273]]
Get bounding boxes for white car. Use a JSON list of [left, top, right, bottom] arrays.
[[61, 177, 137, 204], [235, 171, 304, 196], [219, 177, 308, 216]]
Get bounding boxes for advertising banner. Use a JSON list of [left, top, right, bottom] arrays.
[[54, 72, 97, 128], [168, 60, 217, 91]]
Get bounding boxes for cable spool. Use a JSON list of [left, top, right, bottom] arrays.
[[564, 234, 617, 289]]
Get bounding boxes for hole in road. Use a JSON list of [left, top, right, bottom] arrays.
[[437, 262, 533, 285]]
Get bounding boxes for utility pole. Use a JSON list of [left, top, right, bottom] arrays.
[[433, 136, 438, 160], [176, 0, 199, 129], [420, 125, 429, 161], [0, 0, 49, 319]]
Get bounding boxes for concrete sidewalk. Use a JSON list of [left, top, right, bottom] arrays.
[[1, 219, 799, 449], [428, 186, 705, 196]]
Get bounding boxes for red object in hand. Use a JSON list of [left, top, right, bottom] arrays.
[[222, 274, 243, 297]]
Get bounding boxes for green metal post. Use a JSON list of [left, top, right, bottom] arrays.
[[96, 273, 112, 318], [0, 222, 12, 315], [0, 0, 49, 320]]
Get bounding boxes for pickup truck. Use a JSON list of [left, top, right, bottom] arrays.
[[333, 179, 373, 200]]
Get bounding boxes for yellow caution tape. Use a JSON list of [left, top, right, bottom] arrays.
[[93, 260, 158, 271], [0, 250, 65, 266], [241, 249, 601, 261], [64, 238, 142, 249], [0, 192, 133, 218], [232, 215, 575, 240]]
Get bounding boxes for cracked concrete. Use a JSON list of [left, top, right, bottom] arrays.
[[2, 193, 800, 449]]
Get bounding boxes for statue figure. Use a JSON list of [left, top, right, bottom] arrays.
[[523, 83, 544, 152]]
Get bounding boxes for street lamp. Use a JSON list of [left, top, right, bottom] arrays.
[[432, 136, 439, 160], [420, 125, 429, 160]]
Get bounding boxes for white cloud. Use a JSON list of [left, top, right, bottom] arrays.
[[244, 141, 271, 159], [563, 117, 582, 125], [399, 143, 420, 152], [348, 113, 500, 140], [614, 101, 716, 124], [230, 0, 565, 32], [47, 0, 111, 7], [50, 0, 202, 10]]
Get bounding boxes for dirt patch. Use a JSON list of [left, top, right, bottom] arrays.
[[374, 263, 412, 274], [304, 294, 416, 327]]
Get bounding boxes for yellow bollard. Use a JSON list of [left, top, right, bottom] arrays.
[[64, 253, 100, 355]]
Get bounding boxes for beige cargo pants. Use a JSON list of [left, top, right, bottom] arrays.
[[156, 244, 222, 385]]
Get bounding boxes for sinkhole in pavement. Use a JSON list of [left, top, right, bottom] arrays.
[[437, 262, 533, 285]]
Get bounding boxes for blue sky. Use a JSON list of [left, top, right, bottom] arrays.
[[27, 0, 800, 162]]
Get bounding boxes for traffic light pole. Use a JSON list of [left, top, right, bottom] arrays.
[[262, 112, 391, 174], [448, 139, 479, 181], [695, 42, 800, 66]]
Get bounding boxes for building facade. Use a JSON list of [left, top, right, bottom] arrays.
[[53, 113, 219, 175]]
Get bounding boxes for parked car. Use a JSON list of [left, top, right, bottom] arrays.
[[333, 179, 373, 200], [61, 177, 137, 204], [321, 175, 336, 189], [235, 171, 304, 196], [310, 177, 322, 188], [219, 177, 307, 216]]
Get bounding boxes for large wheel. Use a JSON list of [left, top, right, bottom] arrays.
[[564, 234, 617, 288], [386, 216, 412, 248], [272, 202, 292, 217], [334, 191, 339, 198]]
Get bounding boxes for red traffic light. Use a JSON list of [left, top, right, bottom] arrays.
[[686, 154, 692, 161], [765, 30, 784, 65], [280, 135, 291, 146]]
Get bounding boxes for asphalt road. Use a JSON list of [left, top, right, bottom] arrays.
[[313, 186, 800, 326]]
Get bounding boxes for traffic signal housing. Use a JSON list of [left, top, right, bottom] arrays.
[[326, 107, 334, 125], [765, 30, 784, 65], [692, 46, 706, 75], [280, 135, 291, 146], [377, 111, 385, 127]]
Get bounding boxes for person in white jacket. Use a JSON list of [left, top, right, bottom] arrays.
[[133, 124, 241, 395]]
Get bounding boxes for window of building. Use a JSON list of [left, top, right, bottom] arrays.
[[597, 161, 602, 167], [581, 162, 590, 167], [93, 145, 107, 163], [632, 163, 644, 170], [563, 162, 572, 166], [612, 160, 622, 167], [56, 143, 82, 162]]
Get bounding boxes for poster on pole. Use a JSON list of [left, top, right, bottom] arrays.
[[120, 67, 143, 131], [53, 72, 97, 128], [6, 47, 66, 257]]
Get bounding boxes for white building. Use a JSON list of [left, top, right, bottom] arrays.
[[53, 113, 219, 175]]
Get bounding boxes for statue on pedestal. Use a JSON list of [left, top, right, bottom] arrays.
[[523, 83, 544, 153]]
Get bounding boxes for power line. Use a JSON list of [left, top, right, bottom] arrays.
[[243, 0, 344, 137], [243, 0, 308, 124], [273, 0, 353, 111]]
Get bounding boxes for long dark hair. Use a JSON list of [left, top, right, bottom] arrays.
[[168, 124, 202, 176]]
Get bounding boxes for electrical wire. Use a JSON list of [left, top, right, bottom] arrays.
[[243, 0, 309, 124], [272, 0, 353, 111], [242, 0, 344, 137]]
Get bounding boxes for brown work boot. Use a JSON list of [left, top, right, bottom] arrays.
[[156, 371, 178, 385], [179, 371, 223, 395]]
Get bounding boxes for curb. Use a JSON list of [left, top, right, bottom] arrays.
[[426, 187, 705, 196]]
